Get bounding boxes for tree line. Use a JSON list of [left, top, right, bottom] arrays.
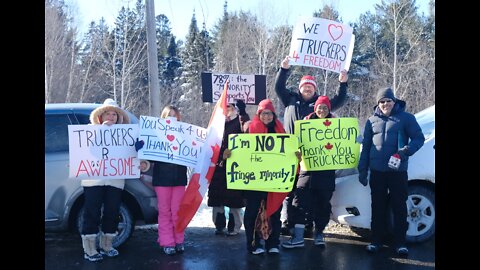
[[45, 0, 435, 129]]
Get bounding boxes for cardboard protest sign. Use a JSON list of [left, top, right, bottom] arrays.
[[68, 124, 140, 179], [294, 118, 361, 171], [225, 134, 298, 192], [201, 72, 266, 104], [288, 17, 355, 73], [137, 116, 207, 167]]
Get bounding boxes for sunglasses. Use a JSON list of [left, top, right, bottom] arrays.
[[379, 99, 393, 104]]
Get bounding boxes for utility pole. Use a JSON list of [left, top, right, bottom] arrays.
[[145, 0, 161, 116]]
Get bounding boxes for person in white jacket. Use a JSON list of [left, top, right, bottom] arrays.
[[80, 98, 130, 262]]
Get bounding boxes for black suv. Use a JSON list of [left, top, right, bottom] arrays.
[[45, 103, 157, 247]]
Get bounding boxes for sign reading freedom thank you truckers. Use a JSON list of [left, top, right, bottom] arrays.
[[201, 72, 266, 104], [288, 17, 355, 73], [137, 116, 207, 167], [294, 118, 361, 171], [68, 124, 140, 179], [226, 134, 299, 192]]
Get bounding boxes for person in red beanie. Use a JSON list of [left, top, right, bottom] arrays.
[[274, 55, 349, 237], [223, 99, 301, 255], [282, 96, 337, 249]]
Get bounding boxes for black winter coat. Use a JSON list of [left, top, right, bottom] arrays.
[[151, 161, 187, 187]]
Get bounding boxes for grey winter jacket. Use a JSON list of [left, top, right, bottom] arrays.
[[358, 100, 425, 173], [274, 68, 347, 134]]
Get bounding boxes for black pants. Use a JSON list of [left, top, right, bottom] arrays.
[[82, 185, 123, 235], [290, 187, 333, 233], [243, 191, 281, 251], [370, 170, 408, 247]]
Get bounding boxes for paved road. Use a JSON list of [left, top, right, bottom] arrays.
[[45, 225, 435, 270]]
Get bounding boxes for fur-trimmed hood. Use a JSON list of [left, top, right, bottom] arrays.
[[89, 98, 130, 124]]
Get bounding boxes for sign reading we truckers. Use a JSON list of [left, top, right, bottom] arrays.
[[288, 17, 355, 73], [68, 124, 141, 179], [226, 134, 299, 192], [294, 118, 361, 171], [137, 115, 207, 167]]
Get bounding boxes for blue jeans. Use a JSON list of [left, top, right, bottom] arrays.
[[81, 185, 123, 235]]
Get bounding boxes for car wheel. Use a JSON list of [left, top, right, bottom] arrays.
[[76, 203, 135, 247], [405, 185, 435, 243]]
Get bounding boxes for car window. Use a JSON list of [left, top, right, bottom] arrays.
[[45, 114, 74, 153], [415, 106, 435, 140], [75, 113, 91, 125]]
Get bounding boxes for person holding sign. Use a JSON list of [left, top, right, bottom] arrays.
[[80, 98, 130, 262], [207, 99, 250, 236], [282, 96, 337, 249], [136, 105, 189, 255], [274, 55, 348, 236], [358, 88, 424, 256], [234, 99, 301, 255]]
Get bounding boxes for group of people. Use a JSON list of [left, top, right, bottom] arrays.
[[78, 55, 425, 262]]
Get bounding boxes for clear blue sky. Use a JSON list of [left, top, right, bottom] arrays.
[[66, 0, 431, 40]]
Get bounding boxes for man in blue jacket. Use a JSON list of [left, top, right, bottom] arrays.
[[358, 88, 425, 256]]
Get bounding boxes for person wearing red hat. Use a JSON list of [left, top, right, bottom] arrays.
[[274, 55, 349, 237], [282, 96, 337, 249]]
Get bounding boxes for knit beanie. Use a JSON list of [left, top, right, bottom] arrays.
[[299, 75, 317, 89], [314, 96, 331, 111], [376, 87, 396, 103], [257, 99, 276, 115]]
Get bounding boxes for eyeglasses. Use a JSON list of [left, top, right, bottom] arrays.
[[260, 111, 273, 116], [379, 99, 393, 104]]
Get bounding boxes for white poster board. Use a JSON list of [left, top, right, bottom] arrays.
[[68, 124, 140, 179], [137, 116, 207, 167], [211, 73, 256, 103], [288, 17, 355, 73]]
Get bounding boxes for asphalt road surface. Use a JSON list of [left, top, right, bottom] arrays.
[[45, 225, 435, 270]]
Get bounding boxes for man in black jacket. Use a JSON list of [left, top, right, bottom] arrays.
[[274, 55, 348, 236]]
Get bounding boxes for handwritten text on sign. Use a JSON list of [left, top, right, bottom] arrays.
[[68, 124, 140, 179], [294, 118, 361, 171], [226, 134, 299, 192], [211, 73, 256, 104], [288, 17, 355, 73], [137, 116, 207, 167]]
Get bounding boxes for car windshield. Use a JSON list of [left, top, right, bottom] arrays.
[[415, 105, 435, 140]]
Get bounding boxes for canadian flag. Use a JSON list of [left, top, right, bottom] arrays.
[[175, 81, 228, 232]]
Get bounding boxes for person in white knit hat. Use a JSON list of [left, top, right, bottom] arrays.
[[80, 98, 130, 262]]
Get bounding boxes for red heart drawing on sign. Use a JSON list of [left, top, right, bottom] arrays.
[[172, 146, 178, 150], [167, 135, 175, 141], [166, 119, 171, 124], [328, 24, 343, 41], [192, 141, 196, 146], [325, 142, 333, 150]]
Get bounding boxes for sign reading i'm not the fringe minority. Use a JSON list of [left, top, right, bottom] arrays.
[[68, 124, 140, 179], [294, 118, 361, 171], [201, 72, 266, 104], [137, 116, 207, 167], [226, 133, 299, 192], [288, 17, 355, 73]]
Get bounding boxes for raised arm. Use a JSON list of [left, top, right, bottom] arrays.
[[274, 56, 293, 107], [330, 69, 348, 112]]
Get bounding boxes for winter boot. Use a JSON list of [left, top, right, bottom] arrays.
[[227, 213, 235, 233], [281, 224, 305, 249], [81, 234, 103, 262], [214, 212, 226, 235], [99, 232, 120, 257]]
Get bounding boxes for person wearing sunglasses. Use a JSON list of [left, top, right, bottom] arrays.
[[358, 88, 425, 256]]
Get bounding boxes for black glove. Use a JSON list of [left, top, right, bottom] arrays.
[[235, 99, 247, 115], [135, 138, 145, 151], [397, 146, 409, 160], [358, 170, 368, 186]]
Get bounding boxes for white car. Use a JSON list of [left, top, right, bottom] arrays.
[[330, 105, 435, 243]]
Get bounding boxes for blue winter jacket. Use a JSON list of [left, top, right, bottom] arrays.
[[358, 100, 425, 173]]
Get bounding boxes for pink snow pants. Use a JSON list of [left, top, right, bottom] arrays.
[[155, 186, 185, 247]]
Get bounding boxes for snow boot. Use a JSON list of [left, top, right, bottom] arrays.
[[81, 234, 103, 262], [99, 232, 119, 257], [281, 224, 305, 249]]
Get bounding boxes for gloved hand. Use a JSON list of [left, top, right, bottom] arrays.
[[235, 99, 247, 115], [397, 146, 409, 160], [135, 138, 145, 151], [358, 170, 368, 186], [223, 148, 232, 160], [295, 150, 302, 162]]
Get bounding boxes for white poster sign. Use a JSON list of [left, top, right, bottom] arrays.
[[68, 124, 140, 179]]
